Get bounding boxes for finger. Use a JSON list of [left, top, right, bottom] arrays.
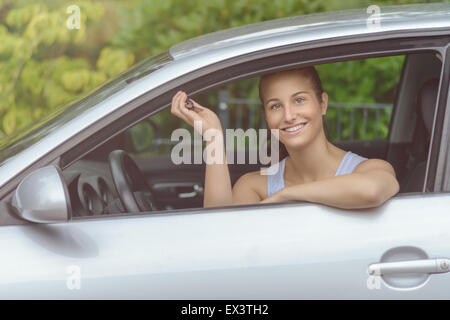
[[176, 91, 188, 112], [172, 92, 205, 128], [175, 91, 190, 116], [171, 91, 183, 115], [171, 90, 182, 106], [171, 92, 193, 125]]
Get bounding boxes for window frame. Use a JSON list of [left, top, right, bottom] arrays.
[[433, 43, 450, 192], [61, 37, 450, 168], [65, 38, 449, 218]]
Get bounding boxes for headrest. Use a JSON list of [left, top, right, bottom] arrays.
[[418, 79, 439, 136]]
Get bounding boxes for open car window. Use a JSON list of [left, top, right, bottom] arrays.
[[63, 51, 442, 218]]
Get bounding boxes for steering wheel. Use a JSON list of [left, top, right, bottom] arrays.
[[108, 150, 157, 213]]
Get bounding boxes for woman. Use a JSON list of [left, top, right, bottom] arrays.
[[171, 66, 399, 209]]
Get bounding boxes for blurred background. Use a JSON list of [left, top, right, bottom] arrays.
[[0, 0, 446, 146]]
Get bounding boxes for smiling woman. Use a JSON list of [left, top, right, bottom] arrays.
[[254, 67, 399, 208], [170, 66, 400, 209]]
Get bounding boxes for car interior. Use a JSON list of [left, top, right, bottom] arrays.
[[62, 51, 443, 218]]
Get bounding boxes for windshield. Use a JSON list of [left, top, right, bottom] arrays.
[[0, 51, 172, 166]]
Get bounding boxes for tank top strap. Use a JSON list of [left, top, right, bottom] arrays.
[[267, 158, 286, 197], [266, 151, 367, 197], [334, 151, 368, 176]]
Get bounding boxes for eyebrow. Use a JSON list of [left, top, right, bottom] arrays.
[[265, 91, 309, 105]]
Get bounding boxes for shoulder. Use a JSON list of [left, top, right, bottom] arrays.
[[353, 158, 396, 176], [233, 170, 266, 192], [353, 158, 400, 201], [232, 170, 267, 204]]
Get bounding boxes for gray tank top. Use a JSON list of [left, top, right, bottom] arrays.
[[267, 151, 368, 197]]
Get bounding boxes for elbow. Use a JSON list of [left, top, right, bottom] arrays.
[[364, 189, 386, 208], [364, 178, 400, 208]]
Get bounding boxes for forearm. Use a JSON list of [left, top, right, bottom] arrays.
[[276, 172, 399, 209], [203, 131, 233, 208]]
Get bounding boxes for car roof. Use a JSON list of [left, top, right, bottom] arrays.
[[169, 3, 450, 60]]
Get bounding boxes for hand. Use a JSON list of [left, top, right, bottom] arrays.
[[171, 91, 223, 137], [260, 187, 290, 203], [260, 195, 278, 204], [260, 190, 287, 204]]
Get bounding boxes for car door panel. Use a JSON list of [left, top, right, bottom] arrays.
[[1, 193, 450, 299]]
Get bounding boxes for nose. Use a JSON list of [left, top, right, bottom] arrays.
[[283, 104, 296, 122]]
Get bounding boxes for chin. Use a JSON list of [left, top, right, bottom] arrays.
[[282, 139, 310, 151], [280, 128, 320, 150]]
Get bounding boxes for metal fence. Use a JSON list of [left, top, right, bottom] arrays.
[[217, 90, 392, 142], [147, 90, 393, 154]]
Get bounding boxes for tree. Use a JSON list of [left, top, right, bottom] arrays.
[[112, 0, 428, 142], [0, 0, 444, 143], [0, 0, 135, 138]]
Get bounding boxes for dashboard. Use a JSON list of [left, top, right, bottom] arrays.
[[63, 160, 123, 217]]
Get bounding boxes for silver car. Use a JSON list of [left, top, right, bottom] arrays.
[[1, 3, 450, 299]]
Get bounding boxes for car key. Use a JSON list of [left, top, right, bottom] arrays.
[[185, 98, 195, 110]]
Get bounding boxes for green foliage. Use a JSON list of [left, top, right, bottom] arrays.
[[0, 0, 134, 137], [112, 0, 443, 61], [129, 121, 154, 152], [97, 47, 135, 77], [317, 55, 404, 141], [0, 0, 445, 143], [112, 0, 436, 147]]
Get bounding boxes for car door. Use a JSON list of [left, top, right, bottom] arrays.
[[1, 59, 449, 298], [1, 29, 450, 300], [2, 192, 450, 299]]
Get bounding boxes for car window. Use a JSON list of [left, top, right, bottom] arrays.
[[66, 52, 443, 219], [130, 56, 404, 163], [123, 55, 406, 212]]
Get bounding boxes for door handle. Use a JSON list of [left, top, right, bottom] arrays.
[[177, 184, 204, 199], [151, 182, 204, 198], [368, 258, 450, 276]]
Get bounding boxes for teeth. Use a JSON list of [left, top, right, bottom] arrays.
[[285, 123, 305, 132]]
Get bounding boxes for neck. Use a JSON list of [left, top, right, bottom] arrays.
[[284, 130, 343, 183]]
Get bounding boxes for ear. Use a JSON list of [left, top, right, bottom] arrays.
[[321, 92, 328, 115]]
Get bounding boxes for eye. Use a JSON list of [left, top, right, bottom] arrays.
[[269, 103, 281, 111], [295, 97, 305, 104]]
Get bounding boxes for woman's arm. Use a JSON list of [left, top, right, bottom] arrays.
[[262, 159, 399, 209], [171, 91, 233, 208], [203, 132, 233, 207], [231, 171, 263, 205]]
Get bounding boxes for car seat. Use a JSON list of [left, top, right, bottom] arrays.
[[401, 78, 439, 192]]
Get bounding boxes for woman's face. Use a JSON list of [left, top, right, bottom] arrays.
[[261, 70, 328, 150]]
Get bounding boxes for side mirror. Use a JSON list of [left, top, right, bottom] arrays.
[[12, 165, 71, 223]]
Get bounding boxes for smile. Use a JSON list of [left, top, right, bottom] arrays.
[[281, 122, 307, 135]]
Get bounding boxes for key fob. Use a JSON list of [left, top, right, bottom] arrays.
[[185, 98, 194, 110]]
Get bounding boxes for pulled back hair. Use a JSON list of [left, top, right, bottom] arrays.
[[258, 66, 324, 106], [258, 66, 325, 161]]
